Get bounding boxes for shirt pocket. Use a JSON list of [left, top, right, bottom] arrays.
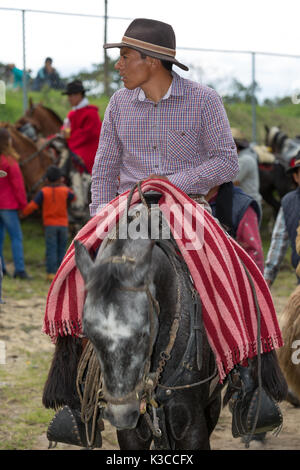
[[167, 128, 198, 162]]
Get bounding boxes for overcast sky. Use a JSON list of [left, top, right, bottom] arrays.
[[1, 0, 300, 100]]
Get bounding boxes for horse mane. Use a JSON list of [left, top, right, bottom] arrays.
[[37, 104, 63, 125]]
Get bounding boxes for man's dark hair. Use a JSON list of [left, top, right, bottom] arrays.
[[161, 60, 173, 71], [139, 52, 173, 71], [45, 57, 53, 63]]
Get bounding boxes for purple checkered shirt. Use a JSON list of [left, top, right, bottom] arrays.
[[90, 71, 238, 216]]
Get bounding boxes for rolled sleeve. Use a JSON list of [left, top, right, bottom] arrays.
[[264, 208, 289, 284]]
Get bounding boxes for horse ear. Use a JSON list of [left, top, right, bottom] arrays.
[[74, 240, 94, 283]]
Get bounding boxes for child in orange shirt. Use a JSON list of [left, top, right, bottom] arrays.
[[22, 166, 75, 281]]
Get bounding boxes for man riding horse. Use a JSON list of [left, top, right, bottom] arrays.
[[43, 19, 287, 448]]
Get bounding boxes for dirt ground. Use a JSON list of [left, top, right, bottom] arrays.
[[1, 292, 300, 451]]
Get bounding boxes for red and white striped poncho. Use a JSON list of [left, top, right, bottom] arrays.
[[43, 179, 283, 382]]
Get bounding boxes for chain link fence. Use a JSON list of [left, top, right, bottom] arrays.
[[1, 6, 300, 141]]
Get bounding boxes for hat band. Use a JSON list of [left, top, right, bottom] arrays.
[[122, 36, 176, 57]]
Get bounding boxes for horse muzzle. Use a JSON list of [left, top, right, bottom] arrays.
[[103, 402, 140, 430]]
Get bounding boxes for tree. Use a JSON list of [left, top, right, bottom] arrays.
[[72, 57, 122, 97], [222, 78, 261, 104]]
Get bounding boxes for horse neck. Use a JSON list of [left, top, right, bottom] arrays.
[[10, 130, 36, 157], [32, 107, 62, 136], [151, 243, 193, 371]]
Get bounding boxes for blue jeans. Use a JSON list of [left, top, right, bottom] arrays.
[[0, 209, 26, 274], [45, 226, 68, 274]]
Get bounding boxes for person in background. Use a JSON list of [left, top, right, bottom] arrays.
[[206, 182, 264, 273], [21, 166, 75, 281], [0, 128, 30, 279], [265, 156, 300, 287], [6, 64, 31, 90], [231, 128, 262, 216], [0, 170, 7, 303], [33, 57, 63, 91], [61, 80, 102, 174]]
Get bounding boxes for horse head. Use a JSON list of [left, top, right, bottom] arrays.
[[16, 101, 63, 138], [74, 213, 160, 430], [265, 125, 288, 154]]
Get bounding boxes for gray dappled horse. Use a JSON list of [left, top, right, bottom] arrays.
[[74, 202, 222, 449], [43, 192, 287, 450]]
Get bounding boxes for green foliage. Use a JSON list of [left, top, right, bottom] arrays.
[[72, 56, 122, 97], [1, 89, 110, 123], [223, 78, 261, 105]]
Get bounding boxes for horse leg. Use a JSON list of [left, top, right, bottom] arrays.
[[116, 415, 152, 450], [204, 392, 222, 438], [163, 401, 211, 450], [259, 169, 281, 219]]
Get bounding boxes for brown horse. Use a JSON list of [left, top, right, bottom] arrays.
[[15, 98, 63, 138], [1, 122, 55, 196]]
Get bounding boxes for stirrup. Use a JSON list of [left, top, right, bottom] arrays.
[[229, 366, 283, 439], [46, 405, 103, 449]]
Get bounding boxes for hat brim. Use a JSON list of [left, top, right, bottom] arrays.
[[235, 138, 249, 149], [286, 164, 300, 174], [104, 42, 189, 71], [61, 89, 89, 95]]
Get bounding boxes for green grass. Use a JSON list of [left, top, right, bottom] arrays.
[[0, 350, 55, 450], [224, 102, 300, 142]]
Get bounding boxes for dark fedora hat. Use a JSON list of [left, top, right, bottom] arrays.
[[104, 18, 189, 71], [286, 154, 300, 174], [62, 80, 89, 95]]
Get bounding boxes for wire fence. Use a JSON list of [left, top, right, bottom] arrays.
[[2, 6, 300, 142]]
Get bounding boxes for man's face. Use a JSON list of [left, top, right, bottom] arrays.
[[68, 93, 83, 107], [115, 47, 152, 90]]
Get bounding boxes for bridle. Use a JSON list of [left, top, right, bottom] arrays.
[[99, 242, 217, 410], [98, 253, 159, 406]]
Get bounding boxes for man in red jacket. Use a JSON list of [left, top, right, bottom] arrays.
[[61, 80, 102, 174]]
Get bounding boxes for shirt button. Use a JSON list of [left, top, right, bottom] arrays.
[[153, 145, 157, 150]]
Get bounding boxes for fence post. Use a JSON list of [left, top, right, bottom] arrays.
[[251, 51, 256, 143], [22, 9, 28, 112], [103, 0, 109, 96]]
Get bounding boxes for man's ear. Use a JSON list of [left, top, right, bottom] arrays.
[[147, 56, 160, 69]]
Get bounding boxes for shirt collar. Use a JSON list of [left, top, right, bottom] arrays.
[[72, 97, 89, 110], [131, 71, 184, 102]]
